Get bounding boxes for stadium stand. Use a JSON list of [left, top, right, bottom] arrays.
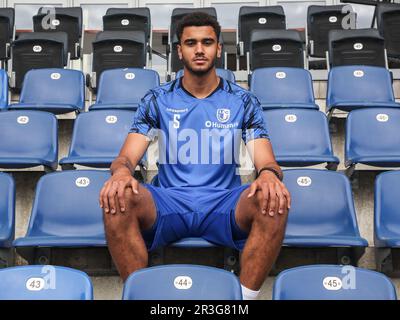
[[33, 7, 83, 60], [273, 265, 397, 300], [249, 29, 305, 71], [328, 28, 387, 68], [306, 5, 355, 69], [237, 6, 285, 70], [9, 68, 85, 114], [0, 265, 93, 300], [326, 65, 400, 118], [89, 68, 159, 111], [0, 110, 58, 171], [250, 67, 319, 110], [0, 68, 8, 110], [10, 32, 68, 92], [88, 30, 147, 91], [263, 109, 339, 169], [375, 170, 400, 276], [0, 173, 14, 267], [376, 3, 400, 62], [0, 8, 14, 63], [281, 169, 367, 267], [345, 108, 400, 169], [14, 170, 109, 267], [176, 68, 235, 82], [122, 264, 242, 300], [60, 110, 135, 169]]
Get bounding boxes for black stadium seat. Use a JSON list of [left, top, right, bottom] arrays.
[[33, 7, 82, 60], [376, 2, 400, 66], [11, 32, 68, 92], [103, 7, 151, 43], [0, 8, 14, 62], [250, 29, 305, 71], [307, 5, 356, 69], [328, 28, 387, 68], [238, 5, 285, 60], [89, 30, 147, 91]]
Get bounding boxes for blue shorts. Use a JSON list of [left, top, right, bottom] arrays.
[[141, 184, 250, 251]]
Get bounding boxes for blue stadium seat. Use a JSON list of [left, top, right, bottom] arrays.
[[0, 110, 58, 170], [122, 264, 242, 300], [176, 68, 236, 82], [273, 265, 397, 300], [250, 67, 319, 110], [60, 110, 135, 169], [345, 108, 400, 168], [263, 109, 339, 168], [375, 170, 400, 248], [326, 66, 400, 114], [9, 68, 85, 115], [0, 265, 93, 300], [283, 169, 367, 250], [150, 175, 215, 248], [13, 170, 108, 255], [0, 173, 14, 248], [0, 69, 8, 110], [89, 68, 159, 111]]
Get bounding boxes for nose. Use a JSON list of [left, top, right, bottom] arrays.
[[195, 42, 204, 55]]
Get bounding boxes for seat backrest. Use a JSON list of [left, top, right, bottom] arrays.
[[345, 108, 400, 162], [307, 5, 353, 58], [0, 265, 93, 300], [19, 68, 85, 109], [283, 169, 361, 237], [328, 28, 386, 67], [0, 110, 57, 160], [376, 3, 400, 58], [0, 173, 14, 248], [122, 264, 242, 300], [0, 8, 15, 56], [103, 7, 151, 41], [176, 68, 235, 82], [263, 109, 333, 156], [327, 66, 395, 106], [239, 6, 285, 54], [0, 68, 8, 109], [169, 7, 217, 42], [251, 67, 314, 105], [250, 30, 304, 69], [273, 265, 397, 300], [375, 171, 400, 245], [0, 8, 14, 34], [11, 32, 68, 91], [68, 110, 135, 157], [96, 68, 159, 105], [25, 170, 109, 239], [92, 31, 147, 87]]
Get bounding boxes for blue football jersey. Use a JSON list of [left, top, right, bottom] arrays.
[[130, 77, 269, 189]]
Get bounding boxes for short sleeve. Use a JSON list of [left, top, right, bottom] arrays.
[[129, 92, 159, 137], [242, 94, 269, 144]]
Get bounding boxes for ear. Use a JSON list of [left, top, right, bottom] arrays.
[[216, 42, 222, 59], [177, 44, 183, 60]]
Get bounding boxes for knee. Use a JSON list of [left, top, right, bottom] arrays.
[[251, 204, 288, 238]]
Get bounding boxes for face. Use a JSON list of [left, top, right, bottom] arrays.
[[177, 26, 222, 76]]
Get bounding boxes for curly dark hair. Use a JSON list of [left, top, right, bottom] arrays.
[[176, 12, 221, 43]]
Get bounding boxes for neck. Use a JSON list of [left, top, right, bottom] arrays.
[[181, 68, 220, 99]]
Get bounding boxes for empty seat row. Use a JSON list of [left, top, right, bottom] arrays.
[[0, 170, 367, 266]]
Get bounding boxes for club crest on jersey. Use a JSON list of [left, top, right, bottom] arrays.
[[217, 108, 230, 123]]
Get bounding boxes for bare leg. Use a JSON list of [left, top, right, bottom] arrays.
[[103, 185, 157, 281], [235, 188, 288, 290]]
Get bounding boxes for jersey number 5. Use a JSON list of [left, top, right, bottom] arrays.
[[173, 114, 180, 129]]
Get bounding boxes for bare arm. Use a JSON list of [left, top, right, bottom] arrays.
[[246, 138, 291, 216], [100, 133, 150, 214]]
